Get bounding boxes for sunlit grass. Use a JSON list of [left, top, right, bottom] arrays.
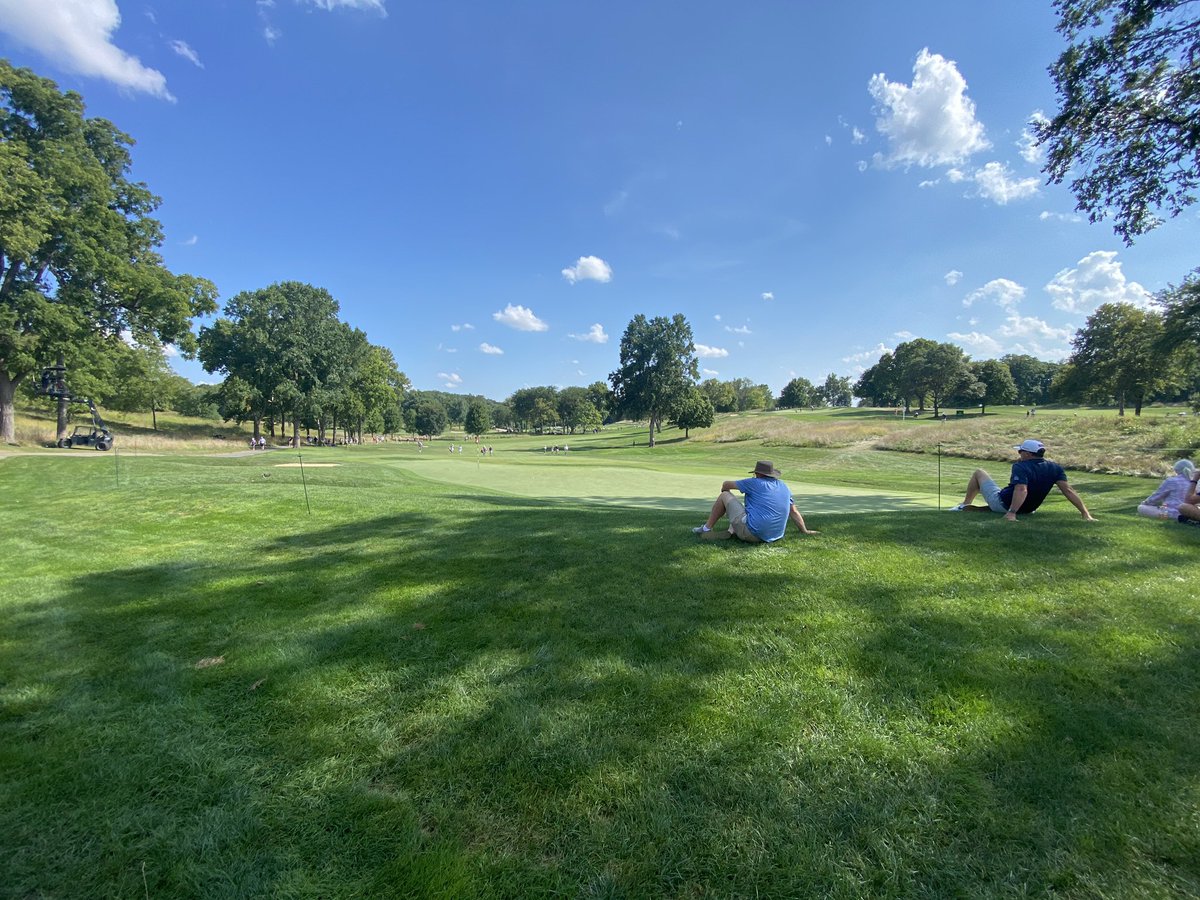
[[2, 437, 1198, 897]]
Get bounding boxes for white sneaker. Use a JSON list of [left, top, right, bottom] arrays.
[[692, 524, 712, 533], [948, 503, 967, 511]]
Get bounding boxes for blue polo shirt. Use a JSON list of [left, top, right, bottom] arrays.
[[735, 476, 793, 541], [999, 457, 1067, 514]]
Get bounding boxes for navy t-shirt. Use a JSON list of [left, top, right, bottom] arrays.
[[999, 458, 1067, 514]]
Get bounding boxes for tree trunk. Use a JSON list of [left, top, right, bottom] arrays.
[[253, 415, 261, 441], [648, 415, 657, 447], [0, 371, 17, 444], [1117, 390, 1126, 416], [56, 394, 70, 441], [292, 412, 300, 448], [151, 405, 158, 431], [56, 353, 69, 442]]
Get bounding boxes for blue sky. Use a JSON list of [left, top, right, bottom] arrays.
[[2, 1, 1194, 400]]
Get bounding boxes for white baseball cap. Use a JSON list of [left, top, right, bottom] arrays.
[[1014, 439, 1045, 454]]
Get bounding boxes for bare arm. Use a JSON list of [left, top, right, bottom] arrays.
[[1187, 478, 1200, 506], [721, 480, 740, 493], [1057, 480, 1096, 521], [789, 502, 818, 535], [1003, 484, 1029, 521]]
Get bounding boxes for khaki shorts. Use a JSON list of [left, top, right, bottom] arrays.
[[722, 491, 762, 543]]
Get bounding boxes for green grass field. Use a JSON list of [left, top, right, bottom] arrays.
[[2, 420, 1199, 898]]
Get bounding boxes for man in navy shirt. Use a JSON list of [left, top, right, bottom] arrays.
[[951, 439, 1095, 522], [693, 460, 819, 542]]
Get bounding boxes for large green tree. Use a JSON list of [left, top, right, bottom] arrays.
[[508, 386, 558, 433], [411, 398, 447, 437], [608, 314, 698, 448], [669, 387, 715, 438], [1064, 302, 1180, 414], [920, 344, 978, 417], [0, 61, 217, 443], [1157, 270, 1200, 350], [106, 343, 180, 431], [557, 386, 602, 434], [464, 400, 492, 438], [699, 378, 738, 413], [1000, 353, 1061, 406], [199, 282, 346, 445], [969, 359, 1018, 416], [778, 376, 817, 409], [854, 352, 902, 407], [815, 373, 853, 408], [1037, 0, 1200, 243]]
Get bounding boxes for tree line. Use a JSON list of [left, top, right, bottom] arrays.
[[853, 287, 1200, 418]]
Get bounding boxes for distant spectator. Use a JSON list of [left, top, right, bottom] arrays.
[[1138, 459, 1195, 519]]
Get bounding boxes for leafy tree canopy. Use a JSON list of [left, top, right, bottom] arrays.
[[778, 376, 817, 409], [670, 387, 715, 438], [608, 313, 698, 447], [1037, 0, 1200, 243], [0, 60, 217, 442]]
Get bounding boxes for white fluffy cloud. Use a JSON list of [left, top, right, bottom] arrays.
[[963, 278, 1025, 310], [702, 367, 720, 377], [761, 291, 774, 301], [493, 304, 548, 332], [1039, 210, 1083, 223], [944, 270, 963, 286], [694, 344, 729, 359], [948, 314, 1074, 360], [438, 372, 462, 388], [947, 331, 1004, 355], [1018, 110, 1049, 165], [974, 161, 1039, 204], [0, 0, 173, 99], [169, 39, 203, 68], [725, 325, 752, 335], [304, 0, 387, 13], [569, 323, 608, 344], [999, 314, 1074, 343], [561, 255, 613, 284], [479, 343, 503, 355], [843, 343, 893, 366], [868, 48, 989, 168], [450, 323, 474, 332], [1044, 251, 1152, 313]]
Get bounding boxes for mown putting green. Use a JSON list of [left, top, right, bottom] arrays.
[[386, 450, 940, 512]]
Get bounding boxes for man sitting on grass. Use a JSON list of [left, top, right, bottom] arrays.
[[1178, 471, 1200, 527], [693, 460, 819, 542], [950, 439, 1095, 522]]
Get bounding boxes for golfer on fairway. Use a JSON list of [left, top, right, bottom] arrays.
[[693, 460, 819, 542], [950, 439, 1095, 522]]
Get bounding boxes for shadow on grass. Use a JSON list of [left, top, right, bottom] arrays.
[[3, 498, 1199, 896]]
